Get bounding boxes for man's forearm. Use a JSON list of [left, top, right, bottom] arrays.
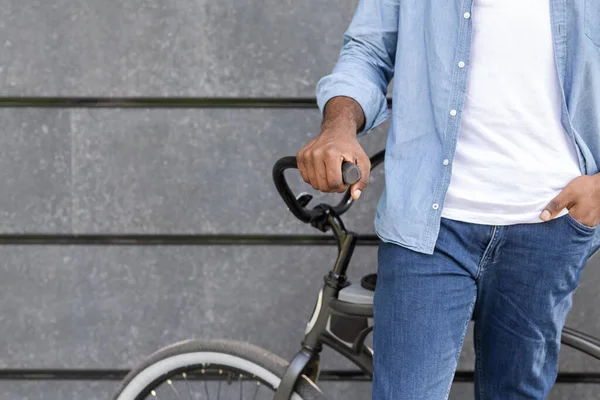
[[321, 96, 366, 134]]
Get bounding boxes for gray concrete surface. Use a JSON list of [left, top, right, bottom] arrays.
[[0, 0, 357, 96], [0, 1, 599, 399]]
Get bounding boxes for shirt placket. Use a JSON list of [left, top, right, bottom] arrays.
[[424, 0, 475, 251]]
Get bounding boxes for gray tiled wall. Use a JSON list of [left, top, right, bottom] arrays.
[[0, 0, 356, 96], [0, 1, 599, 399]]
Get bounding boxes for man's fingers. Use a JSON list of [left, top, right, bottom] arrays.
[[303, 156, 320, 191], [310, 148, 329, 190], [296, 149, 310, 184], [350, 154, 371, 200], [324, 150, 346, 193], [297, 138, 318, 185], [540, 191, 572, 221]]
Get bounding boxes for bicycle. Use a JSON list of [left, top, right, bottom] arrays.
[[114, 150, 600, 400]]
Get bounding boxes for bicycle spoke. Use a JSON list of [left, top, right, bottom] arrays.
[[217, 369, 224, 400], [251, 382, 260, 400], [197, 368, 209, 400], [182, 372, 194, 400], [239, 374, 243, 400], [167, 379, 182, 399]]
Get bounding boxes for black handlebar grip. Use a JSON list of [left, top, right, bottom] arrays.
[[342, 162, 361, 185]]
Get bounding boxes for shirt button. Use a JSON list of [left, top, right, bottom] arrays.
[[464, 12, 471, 19], [450, 109, 457, 116], [432, 203, 440, 210], [458, 61, 466, 68], [443, 159, 449, 166]]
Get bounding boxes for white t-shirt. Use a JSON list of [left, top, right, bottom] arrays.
[[441, 0, 582, 225]]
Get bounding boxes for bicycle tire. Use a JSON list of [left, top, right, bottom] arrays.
[[113, 339, 325, 400]]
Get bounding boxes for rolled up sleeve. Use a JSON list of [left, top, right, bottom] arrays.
[[316, 0, 399, 136]]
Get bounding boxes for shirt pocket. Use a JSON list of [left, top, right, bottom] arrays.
[[586, 0, 600, 47]]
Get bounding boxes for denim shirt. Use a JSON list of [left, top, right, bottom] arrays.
[[316, 0, 600, 254]]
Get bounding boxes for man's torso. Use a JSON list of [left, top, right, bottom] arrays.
[[376, 0, 600, 253], [441, 0, 582, 225]]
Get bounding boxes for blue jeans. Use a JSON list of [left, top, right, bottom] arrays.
[[372, 215, 598, 400]]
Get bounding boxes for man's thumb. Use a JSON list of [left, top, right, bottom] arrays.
[[350, 174, 369, 201], [540, 193, 569, 221]]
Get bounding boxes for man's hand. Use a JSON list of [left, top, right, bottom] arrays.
[[540, 174, 600, 227], [297, 97, 370, 201]]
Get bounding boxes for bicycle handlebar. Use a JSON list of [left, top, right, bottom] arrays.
[[341, 162, 361, 186], [272, 150, 386, 224]]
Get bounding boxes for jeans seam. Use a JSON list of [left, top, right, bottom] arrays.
[[444, 287, 476, 400], [475, 313, 486, 400], [475, 226, 498, 280], [474, 258, 486, 400]]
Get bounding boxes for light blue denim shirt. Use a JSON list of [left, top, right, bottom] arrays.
[[317, 0, 600, 254]]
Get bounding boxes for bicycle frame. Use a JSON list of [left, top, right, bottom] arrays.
[[274, 210, 374, 400]]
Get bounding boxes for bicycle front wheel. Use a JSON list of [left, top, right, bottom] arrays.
[[114, 339, 325, 400]]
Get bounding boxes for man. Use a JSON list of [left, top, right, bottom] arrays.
[[297, 0, 600, 399]]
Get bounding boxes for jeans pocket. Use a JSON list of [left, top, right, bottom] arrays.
[[586, 0, 600, 47], [566, 213, 597, 234]]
